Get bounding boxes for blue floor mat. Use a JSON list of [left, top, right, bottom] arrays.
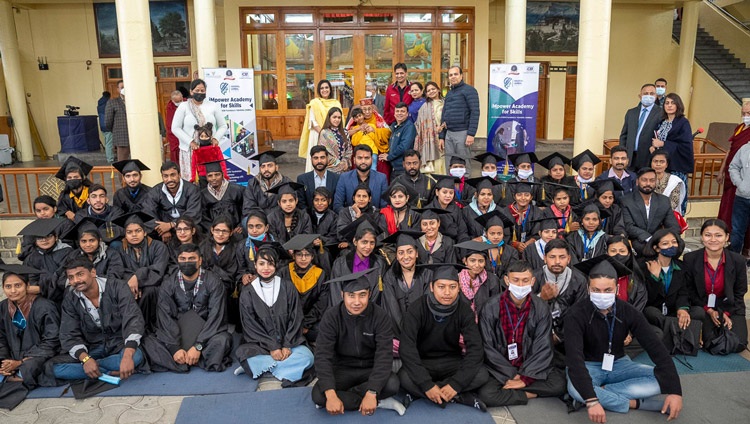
[[632, 350, 750, 374], [27, 361, 257, 398], [175, 387, 495, 424]]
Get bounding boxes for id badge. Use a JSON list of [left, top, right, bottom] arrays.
[[520, 232, 527, 243], [708, 293, 717, 308], [551, 309, 561, 319], [508, 343, 519, 360], [602, 353, 615, 371], [662, 303, 668, 316]]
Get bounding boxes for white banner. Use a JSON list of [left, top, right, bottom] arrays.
[[204, 68, 258, 185]]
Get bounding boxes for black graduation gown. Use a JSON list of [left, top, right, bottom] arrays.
[[267, 208, 314, 244], [19, 218, 74, 262], [241, 175, 292, 214], [541, 207, 579, 238], [73, 205, 125, 243], [56, 188, 89, 218], [329, 253, 387, 307], [501, 205, 544, 245], [601, 203, 627, 237], [522, 240, 546, 271], [23, 242, 74, 304], [485, 244, 520, 280], [425, 198, 470, 243], [147, 269, 231, 372], [381, 266, 432, 339], [0, 297, 60, 388], [499, 176, 544, 207], [462, 272, 503, 317], [310, 209, 338, 273], [116, 238, 170, 329], [416, 235, 456, 265], [201, 182, 245, 232], [278, 264, 329, 342], [65, 246, 126, 283], [538, 175, 577, 206], [391, 173, 436, 208], [569, 180, 597, 206], [142, 181, 203, 228], [565, 231, 608, 262], [462, 205, 497, 240], [532, 267, 589, 343], [113, 184, 152, 215], [376, 207, 422, 237], [235, 277, 306, 369], [335, 206, 380, 240], [199, 239, 239, 296]]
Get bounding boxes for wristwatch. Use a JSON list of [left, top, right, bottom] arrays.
[[194, 343, 203, 352]]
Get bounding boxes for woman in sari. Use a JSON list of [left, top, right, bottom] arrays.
[[413, 81, 445, 175], [317, 107, 351, 174], [299, 80, 342, 172]]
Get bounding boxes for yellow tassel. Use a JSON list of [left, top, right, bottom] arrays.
[[195, 167, 200, 185], [318, 241, 324, 254], [249, 247, 255, 262], [565, 218, 571, 234], [378, 274, 383, 292], [427, 178, 432, 190], [408, 213, 412, 227], [583, 184, 588, 200], [231, 284, 239, 299], [503, 161, 509, 175], [15, 237, 22, 255], [502, 183, 506, 199], [541, 184, 546, 201], [417, 198, 422, 208], [106, 222, 114, 239], [247, 165, 251, 175], [512, 227, 517, 243], [110, 166, 114, 179]]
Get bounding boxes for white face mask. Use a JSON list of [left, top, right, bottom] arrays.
[[508, 283, 532, 300], [450, 168, 467, 178], [743, 116, 750, 126], [640, 95, 655, 107], [366, 90, 373, 98], [655, 87, 666, 96], [482, 171, 497, 179], [119, 88, 125, 97], [590, 292, 616, 310], [517, 169, 533, 180]]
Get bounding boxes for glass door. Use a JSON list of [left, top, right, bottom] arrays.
[[322, 31, 356, 110]]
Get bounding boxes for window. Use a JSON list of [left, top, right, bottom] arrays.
[[246, 13, 275, 24], [246, 34, 278, 110], [322, 12, 354, 24], [284, 13, 314, 24], [441, 13, 470, 24], [403, 13, 432, 23], [363, 13, 395, 23]]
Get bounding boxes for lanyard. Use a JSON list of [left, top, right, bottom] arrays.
[[604, 301, 617, 354], [560, 211, 568, 231], [582, 232, 595, 256], [660, 265, 673, 292], [706, 255, 722, 293], [484, 238, 504, 269], [178, 268, 204, 308], [504, 301, 528, 344]]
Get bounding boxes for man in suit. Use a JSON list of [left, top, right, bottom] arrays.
[[619, 84, 662, 172], [367, 82, 385, 116], [621, 168, 680, 255], [297, 145, 340, 211], [333, 145, 389, 212]]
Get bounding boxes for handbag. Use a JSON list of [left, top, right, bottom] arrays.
[[673, 210, 688, 234], [663, 316, 700, 356], [705, 315, 740, 355]]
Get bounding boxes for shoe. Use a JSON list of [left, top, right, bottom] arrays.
[[453, 393, 487, 412], [233, 366, 245, 376], [402, 393, 413, 410], [378, 397, 406, 416]]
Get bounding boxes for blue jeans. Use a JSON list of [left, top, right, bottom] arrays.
[[567, 356, 662, 413], [730, 195, 750, 253], [53, 346, 144, 380]]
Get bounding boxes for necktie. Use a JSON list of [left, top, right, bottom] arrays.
[[635, 107, 648, 149]]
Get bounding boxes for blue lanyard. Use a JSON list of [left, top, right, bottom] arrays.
[[504, 301, 528, 344], [706, 254, 723, 293], [582, 232, 595, 255], [604, 301, 617, 354], [660, 265, 674, 292], [485, 239, 504, 269]]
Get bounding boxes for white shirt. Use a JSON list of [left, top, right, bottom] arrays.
[[171, 100, 229, 152], [314, 171, 327, 189]]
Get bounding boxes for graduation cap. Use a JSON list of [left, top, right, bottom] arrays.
[[254, 240, 292, 260], [570, 149, 602, 172], [249, 150, 285, 165], [112, 159, 149, 175], [466, 176, 503, 192], [202, 159, 226, 175], [339, 215, 380, 242], [18, 219, 63, 238], [573, 202, 611, 220], [0, 263, 43, 277], [529, 216, 559, 231], [507, 180, 542, 194], [573, 254, 631, 279], [449, 156, 466, 166], [70, 379, 118, 399], [474, 210, 515, 229], [508, 152, 539, 167], [381, 230, 424, 247], [453, 240, 493, 258], [283, 234, 321, 252], [63, 217, 106, 241], [417, 263, 467, 282], [266, 181, 305, 196], [413, 207, 451, 221], [433, 174, 460, 190], [55, 156, 93, 181], [538, 153, 570, 171], [325, 268, 377, 292], [588, 178, 624, 196], [474, 152, 505, 166], [111, 211, 155, 230]]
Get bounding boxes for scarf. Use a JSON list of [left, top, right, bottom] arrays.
[[260, 173, 283, 193], [9, 294, 36, 333], [426, 290, 459, 321], [577, 229, 606, 258], [458, 269, 488, 311], [88, 243, 108, 265], [414, 99, 443, 163], [419, 234, 443, 259], [289, 263, 323, 294], [70, 186, 89, 208], [299, 97, 341, 157], [550, 204, 571, 232], [208, 179, 229, 201], [380, 205, 400, 234], [469, 197, 496, 216], [188, 99, 207, 144]]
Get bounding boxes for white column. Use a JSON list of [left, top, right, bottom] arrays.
[[573, 0, 612, 156], [676, 0, 700, 113], [505, 0, 527, 63], [0, 0, 34, 161], [194, 0, 219, 76], [115, 0, 162, 185]]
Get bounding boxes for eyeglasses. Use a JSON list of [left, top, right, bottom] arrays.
[[212, 228, 231, 235], [176, 227, 192, 233], [295, 252, 313, 258]]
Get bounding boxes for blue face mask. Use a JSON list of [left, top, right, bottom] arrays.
[[640, 95, 656, 107], [660, 246, 678, 258], [249, 233, 266, 242]]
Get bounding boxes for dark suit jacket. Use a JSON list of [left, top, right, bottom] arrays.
[[619, 104, 662, 171], [661, 116, 694, 174], [621, 191, 679, 243], [333, 169, 389, 212], [638, 258, 690, 316], [296, 170, 339, 211], [683, 249, 747, 317]]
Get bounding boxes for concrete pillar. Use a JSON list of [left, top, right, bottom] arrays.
[[194, 0, 219, 76], [572, 0, 612, 156], [115, 0, 162, 185], [0, 60, 9, 116], [505, 0, 527, 63], [676, 0, 700, 113], [0, 0, 34, 161]]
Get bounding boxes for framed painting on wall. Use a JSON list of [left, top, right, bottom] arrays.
[[94, 0, 191, 58], [526, 1, 579, 55]]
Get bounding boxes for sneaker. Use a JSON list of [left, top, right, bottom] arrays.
[[402, 393, 413, 410], [378, 397, 406, 416], [233, 366, 245, 376]]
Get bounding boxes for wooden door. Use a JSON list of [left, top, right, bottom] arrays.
[[536, 62, 549, 140], [563, 62, 577, 139], [155, 63, 192, 122], [102, 65, 123, 98]]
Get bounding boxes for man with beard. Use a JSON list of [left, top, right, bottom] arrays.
[[621, 168, 680, 255], [595, 146, 634, 201], [73, 184, 124, 244], [333, 145, 389, 212], [200, 160, 245, 235], [143, 161, 203, 244], [296, 145, 339, 211], [392, 151, 436, 208], [242, 150, 291, 212], [112, 160, 152, 215]]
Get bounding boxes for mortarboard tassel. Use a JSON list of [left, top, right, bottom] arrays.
[[106, 221, 114, 239], [247, 165, 251, 175], [195, 167, 200, 185], [565, 217, 571, 234], [318, 239, 324, 254], [512, 227, 517, 243], [408, 213, 412, 227], [110, 165, 114, 180], [378, 273, 383, 292], [417, 198, 422, 208], [503, 160, 509, 175], [541, 184, 546, 202], [380, 248, 392, 265], [502, 182, 506, 199], [15, 237, 22, 255], [231, 283, 239, 299], [249, 246, 255, 262], [427, 178, 432, 190]]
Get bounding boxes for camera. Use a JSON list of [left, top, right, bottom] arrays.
[[64, 105, 80, 116]]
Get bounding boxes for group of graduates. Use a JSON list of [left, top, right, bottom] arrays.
[[0, 144, 747, 423]]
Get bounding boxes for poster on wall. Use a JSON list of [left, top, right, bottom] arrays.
[[204, 68, 258, 185], [487, 63, 539, 172]]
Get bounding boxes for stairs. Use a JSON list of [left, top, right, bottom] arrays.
[[673, 19, 750, 103]]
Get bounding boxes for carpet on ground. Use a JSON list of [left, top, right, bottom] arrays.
[[508, 371, 750, 424], [632, 350, 750, 374], [175, 386, 495, 424]]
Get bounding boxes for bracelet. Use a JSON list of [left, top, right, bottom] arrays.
[[586, 400, 600, 408], [81, 355, 92, 364], [367, 390, 378, 396]]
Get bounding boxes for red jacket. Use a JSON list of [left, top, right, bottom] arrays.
[[165, 100, 180, 149], [383, 82, 413, 125]]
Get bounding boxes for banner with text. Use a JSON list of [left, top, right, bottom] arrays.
[[487, 63, 539, 172], [204, 68, 258, 185]]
